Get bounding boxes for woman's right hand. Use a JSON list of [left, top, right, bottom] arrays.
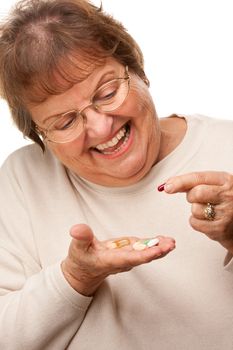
[[61, 224, 175, 296]]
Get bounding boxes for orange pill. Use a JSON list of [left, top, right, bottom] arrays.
[[114, 238, 130, 248], [107, 238, 130, 249]]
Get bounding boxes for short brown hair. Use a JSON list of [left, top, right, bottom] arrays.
[[0, 0, 146, 149]]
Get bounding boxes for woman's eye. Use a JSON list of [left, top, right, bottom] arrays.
[[95, 82, 119, 102], [54, 113, 77, 130], [96, 89, 117, 101]]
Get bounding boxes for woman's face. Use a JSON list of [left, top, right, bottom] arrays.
[[30, 58, 162, 187]]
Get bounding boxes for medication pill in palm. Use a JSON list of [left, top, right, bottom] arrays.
[[107, 238, 130, 249], [133, 237, 160, 251], [115, 238, 130, 248], [133, 241, 147, 251], [147, 238, 159, 247]]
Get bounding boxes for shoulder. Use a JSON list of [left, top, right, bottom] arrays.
[[164, 112, 233, 141], [2, 144, 53, 168], [184, 113, 233, 129], [0, 144, 64, 184], [197, 114, 233, 142], [176, 113, 233, 140], [184, 114, 233, 172]]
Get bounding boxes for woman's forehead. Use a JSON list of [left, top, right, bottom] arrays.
[[26, 56, 121, 105], [29, 58, 123, 121]]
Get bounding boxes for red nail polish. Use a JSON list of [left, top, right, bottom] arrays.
[[157, 183, 165, 192]]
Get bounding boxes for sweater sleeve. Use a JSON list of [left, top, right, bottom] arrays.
[[0, 154, 92, 350], [0, 248, 92, 350]]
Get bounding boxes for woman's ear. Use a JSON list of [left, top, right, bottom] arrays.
[[143, 76, 150, 87]]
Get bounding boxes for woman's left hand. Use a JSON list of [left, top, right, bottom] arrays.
[[162, 171, 233, 253]]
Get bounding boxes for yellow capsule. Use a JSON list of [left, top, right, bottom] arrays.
[[107, 238, 130, 249], [114, 238, 130, 248]]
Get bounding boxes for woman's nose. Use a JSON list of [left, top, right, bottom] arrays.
[[83, 107, 113, 139]]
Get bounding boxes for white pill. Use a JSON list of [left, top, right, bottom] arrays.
[[147, 238, 159, 247], [133, 242, 147, 251]]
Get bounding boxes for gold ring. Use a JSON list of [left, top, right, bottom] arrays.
[[204, 202, 216, 221]]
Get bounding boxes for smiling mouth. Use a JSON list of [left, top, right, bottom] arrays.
[[93, 123, 130, 155]]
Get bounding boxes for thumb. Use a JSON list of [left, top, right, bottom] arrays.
[[69, 223, 94, 251]]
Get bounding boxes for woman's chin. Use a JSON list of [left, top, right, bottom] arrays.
[[103, 157, 151, 186]]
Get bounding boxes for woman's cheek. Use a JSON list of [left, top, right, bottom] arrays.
[[47, 138, 83, 159], [128, 82, 154, 115]]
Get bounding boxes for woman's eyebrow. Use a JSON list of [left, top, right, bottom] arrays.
[[95, 69, 116, 88], [41, 69, 118, 125]]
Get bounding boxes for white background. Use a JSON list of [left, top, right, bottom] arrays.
[[1, 0, 233, 165]]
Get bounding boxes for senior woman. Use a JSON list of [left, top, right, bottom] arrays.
[[0, 0, 233, 349]]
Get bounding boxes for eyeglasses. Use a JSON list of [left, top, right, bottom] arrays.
[[38, 66, 130, 144]]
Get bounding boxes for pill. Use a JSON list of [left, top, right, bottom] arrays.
[[146, 238, 159, 247], [142, 239, 151, 245], [132, 241, 147, 251], [108, 238, 130, 249], [116, 239, 130, 248], [133, 237, 160, 251]]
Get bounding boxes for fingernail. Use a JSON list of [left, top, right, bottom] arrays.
[[157, 183, 165, 192], [164, 183, 173, 193]]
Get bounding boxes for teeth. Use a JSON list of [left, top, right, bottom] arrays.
[[117, 130, 125, 139], [95, 126, 127, 151], [101, 130, 130, 155]]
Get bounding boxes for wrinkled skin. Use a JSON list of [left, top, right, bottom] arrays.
[[62, 224, 176, 296], [164, 171, 233, 254]]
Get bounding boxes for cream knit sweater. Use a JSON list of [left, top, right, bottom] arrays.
[[0, 115, 233, 350]]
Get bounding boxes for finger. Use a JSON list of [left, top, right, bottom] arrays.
[[163, 171, 226, 194], [69, 223, 94, 251], [189, 216, 222, 241], [186, 184, 221, 204], [191, 203, 220, 220]]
